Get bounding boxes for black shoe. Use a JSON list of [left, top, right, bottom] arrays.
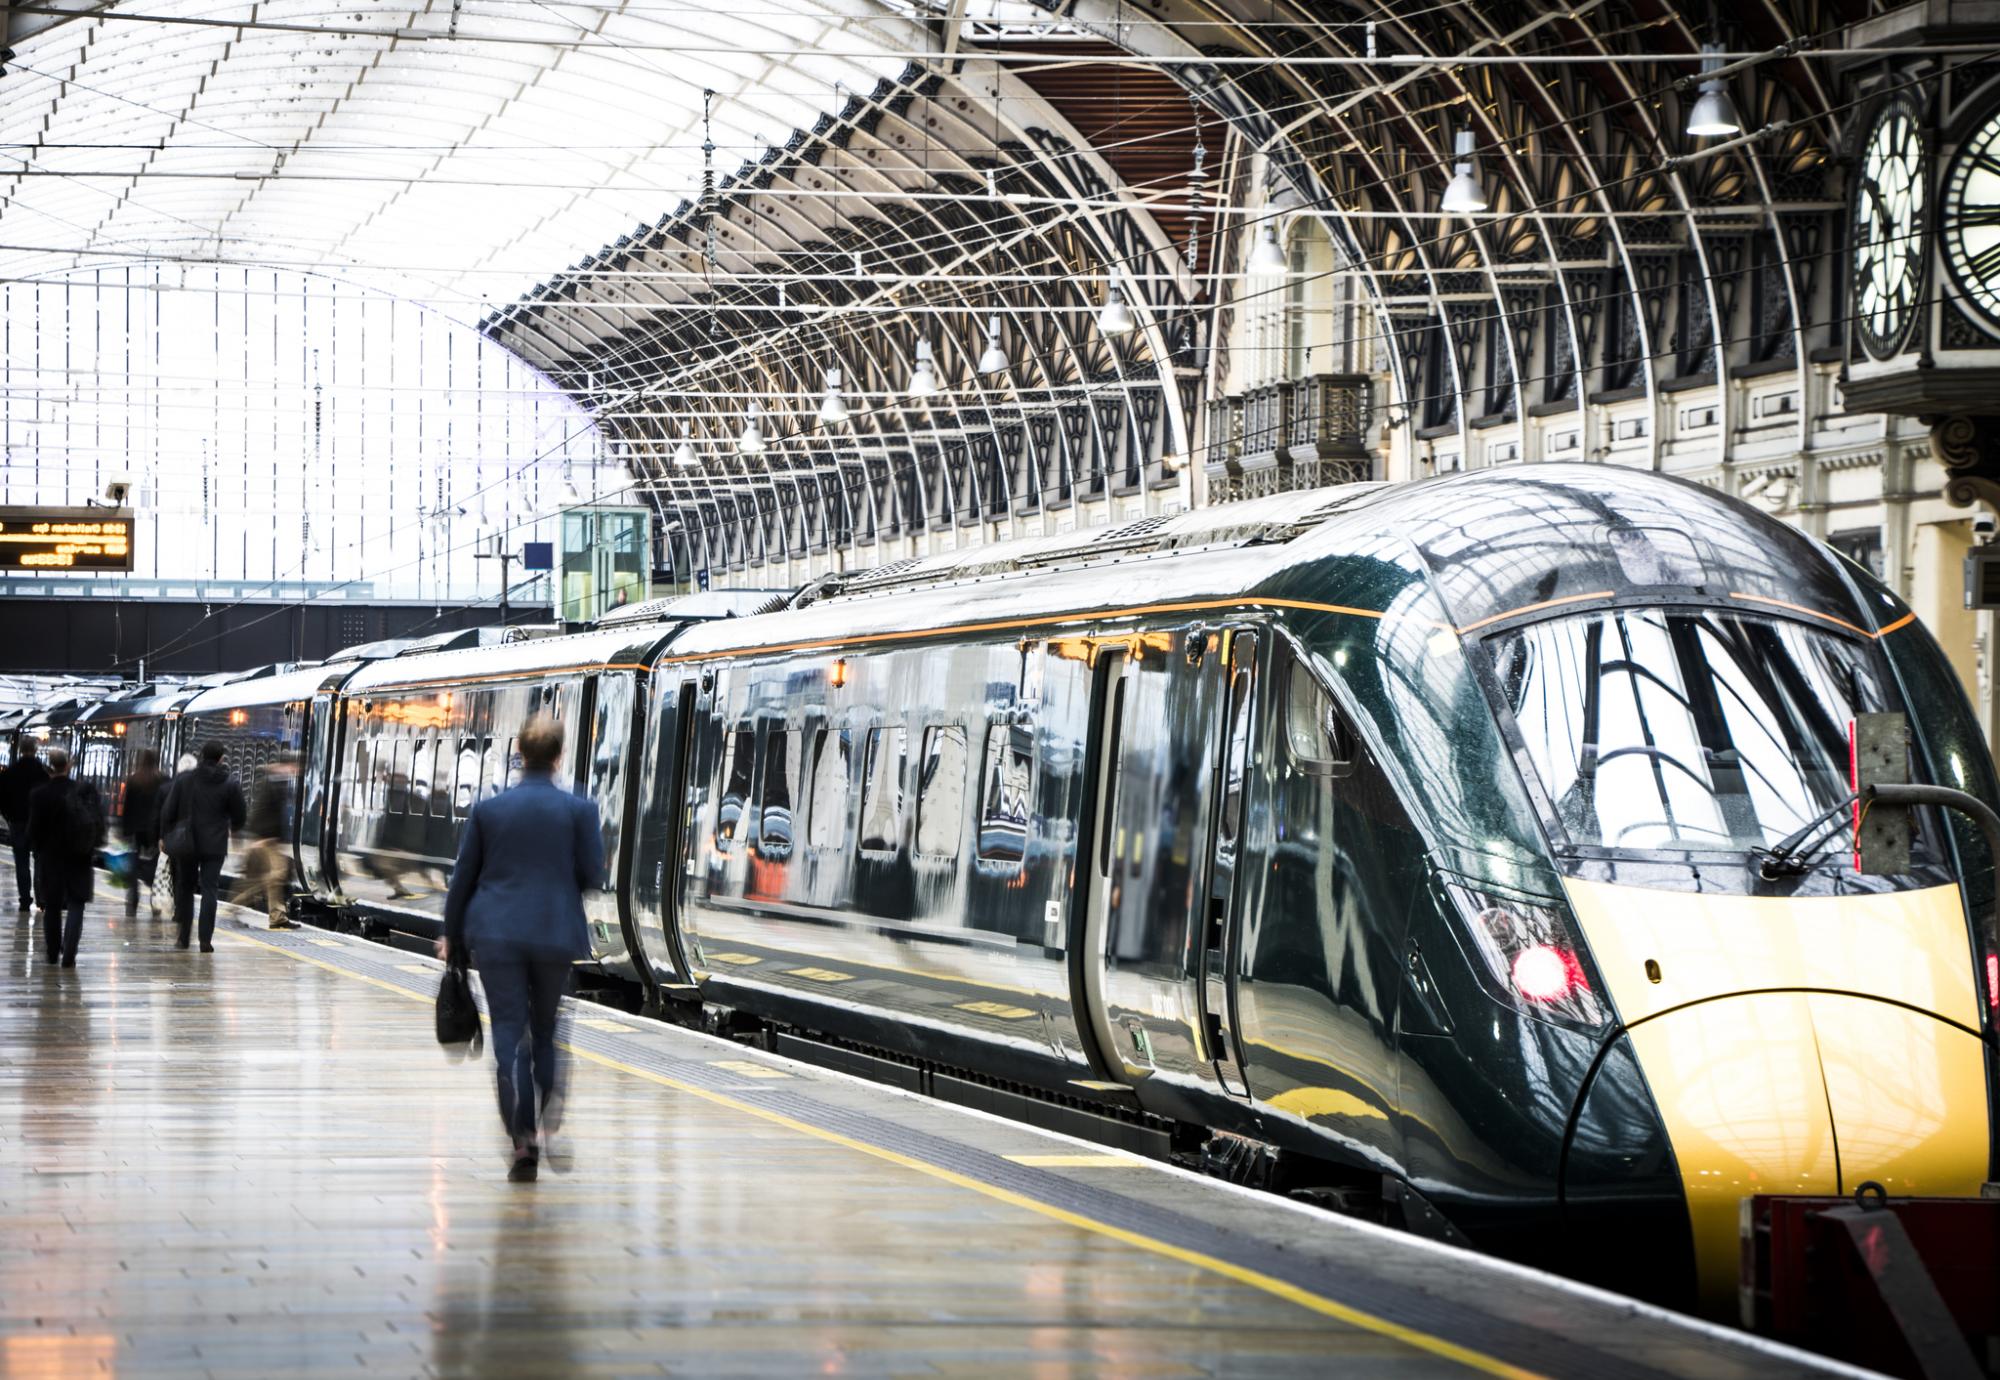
[[198, 944, 214, 954], [507, 1154, 538, 1183], [174, 938, 190, 950], [59, 957, 74, 968]]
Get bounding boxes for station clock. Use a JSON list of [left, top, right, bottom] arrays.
[[1851, 94, 1928, 360], [1941, 102, 2000, 336]]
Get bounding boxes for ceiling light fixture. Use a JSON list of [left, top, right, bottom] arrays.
[[1440, 130, 1489, 215], [1247, 222, 1288, 276], [1097, 285, 1136, 334], [907, 339, 938, 398], [738, 402, 765, 455], [818, 369, 849, 426], [977, 316, 1009, 375], [1686, 45, 1743, 137], [674, 430, 698, 467]]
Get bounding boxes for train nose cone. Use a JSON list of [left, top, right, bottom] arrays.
[[1619, 993, 1987, 1315], [1562, 878, 1992, 1318]]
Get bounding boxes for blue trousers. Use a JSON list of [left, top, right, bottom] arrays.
[[476, 948, 571, 1147]]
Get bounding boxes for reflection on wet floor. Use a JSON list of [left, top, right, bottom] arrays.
[[0, 896, 1403, 1378]]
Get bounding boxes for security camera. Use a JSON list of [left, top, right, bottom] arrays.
[[1976, 511, 1998, 545], [102, 476, 132, 505]]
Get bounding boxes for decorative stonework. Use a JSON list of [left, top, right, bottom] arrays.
[[1933, 415, 2000, 511]]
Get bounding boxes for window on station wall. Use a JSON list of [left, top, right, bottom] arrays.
[[859, 726, 907, 853], [805, 727, 852, 850], [1284, 220, 1338, 379], [1828, 527, 1887, 581], [915, 725, 968, 857], [717, 724, 755, 850], [758, 727, 798, 854], [976, 723, 1035, 865]]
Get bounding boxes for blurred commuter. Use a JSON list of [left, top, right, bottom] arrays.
[[25, 748, 104, 968], [1, 740, 51, 913], [121, 749, 166, 921], [439, 715, 603, 1183], [235, 752, 300, 930], [160, 741, 246, 953]]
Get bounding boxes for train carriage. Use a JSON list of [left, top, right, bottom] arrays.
[[71, 683, 202, 825], [617, 464, 1997, 1314]]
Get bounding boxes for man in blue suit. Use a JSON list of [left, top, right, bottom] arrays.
[[440, 714, 604, 1183]]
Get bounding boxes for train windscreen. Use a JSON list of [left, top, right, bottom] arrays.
[[1488, 609, 1884, 853]]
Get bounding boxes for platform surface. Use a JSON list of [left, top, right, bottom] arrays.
[[0, 894, 1862, 1379]]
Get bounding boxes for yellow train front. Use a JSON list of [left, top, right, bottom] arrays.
[[1275, 464, 1997, 1317]]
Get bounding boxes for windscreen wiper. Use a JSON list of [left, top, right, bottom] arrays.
[[1753, 792, 1859, 880]]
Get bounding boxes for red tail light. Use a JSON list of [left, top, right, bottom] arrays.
[[1445, 884, 1606, 1028], [1987, 952, 1998, 1011]]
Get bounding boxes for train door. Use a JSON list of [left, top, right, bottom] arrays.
[[1072, 628, 1233, 1089], [578, 672, 641, 975], [299, 690, 340, 892], [632, 676, 699, 993], [1202, 628, 1257, 1097], [1074, 648, 1134, 1080]]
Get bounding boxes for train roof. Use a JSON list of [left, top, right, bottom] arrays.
[[1286, 463, 1892, 638], [340, 624, 674, 694], [74, 681, 202, 724], [659, 466, 1890, 664], [178, 662, 362, 716]]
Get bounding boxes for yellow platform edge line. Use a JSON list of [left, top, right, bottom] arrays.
[[227, 928, 1541, 1380]]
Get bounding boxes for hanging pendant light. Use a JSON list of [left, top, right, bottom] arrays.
[[738, 402, 765, 455], [907, 339, 938, 399], [673, 430, 698, 467], [1440, 130, 1489, 215], [1247, 222, 1288, 276], [1097, 284, 1136, 335], [818, 370, 849, 426], [977, 316, 1009, 375], [1685, 45, 1742, 137]]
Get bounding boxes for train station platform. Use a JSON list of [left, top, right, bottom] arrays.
[[0, 894, 1866, 1380]]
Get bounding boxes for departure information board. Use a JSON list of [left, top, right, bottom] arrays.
[[0, 507, 135, 571]]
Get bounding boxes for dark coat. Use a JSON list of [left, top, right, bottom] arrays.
[[159, 763, 247, 861], [121, 770, 165, 846], [443, 771, 604, 961], [26, 776, 104, 907], [0, 754, 51, 830]]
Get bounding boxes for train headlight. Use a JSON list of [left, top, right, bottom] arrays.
[[1446, 884, 1606, 1028]]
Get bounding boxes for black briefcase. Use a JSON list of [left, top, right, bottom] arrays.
[[435, 962, 483, 1058]]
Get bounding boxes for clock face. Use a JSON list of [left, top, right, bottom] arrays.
[[1943, 104, 2000, 338], [1852, 99, 1928, 360]]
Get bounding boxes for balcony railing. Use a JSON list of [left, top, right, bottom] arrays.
[[1202, 373, 1374, 503]]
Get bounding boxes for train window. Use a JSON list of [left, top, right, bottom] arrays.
[[859, 726, 907, 852], [390, 737, 413, 814], [482, 735, 505, 799], [717, 724, 755, 850], [454, 738, 480, 818], [430, 735, 453, 815], [758, 728, 798, 853], [408, 738, 433, 818], [1284, 654, 1358, 775], [805, 728, 852, 850], [915, 725, 968, 857], [976, 724, 1034, 864], [1219, 668, 1252, 847], [505, 736, 523, 790]]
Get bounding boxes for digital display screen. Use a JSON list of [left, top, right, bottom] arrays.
[[0, 508, 135, 571]]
